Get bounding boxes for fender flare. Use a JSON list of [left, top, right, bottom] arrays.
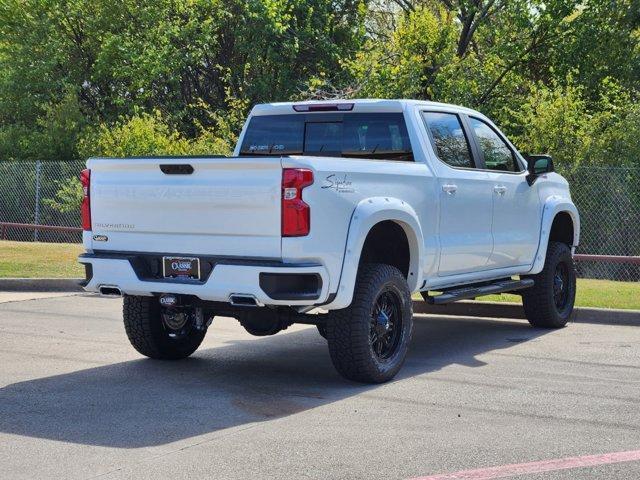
[[325, 197, 424, 310], [528, 198, 580, 274]]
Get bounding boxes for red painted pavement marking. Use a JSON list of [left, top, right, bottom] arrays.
[[411, 449, 640, 480]]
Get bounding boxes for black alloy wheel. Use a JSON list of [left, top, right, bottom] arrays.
[[553, 262, 570, 311], [370, 288, 403, 360]]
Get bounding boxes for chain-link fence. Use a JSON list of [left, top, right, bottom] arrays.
[[563, 166, 640, 281], [0, 160, 638, 280], [0, 160, 85, 243]]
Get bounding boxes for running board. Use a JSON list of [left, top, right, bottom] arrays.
[[425, 278, 534, 305]]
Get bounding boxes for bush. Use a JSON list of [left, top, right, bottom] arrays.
[[44, 110, 236, 216], [78, 110, 233, 158]]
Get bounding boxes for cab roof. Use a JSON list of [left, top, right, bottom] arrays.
[[250, 99, 480, 117]]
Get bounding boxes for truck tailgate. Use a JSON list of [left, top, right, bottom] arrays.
[[87, 157, 282, 258]]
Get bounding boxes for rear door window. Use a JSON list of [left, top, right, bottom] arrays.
[[240, 113, 413, 161], [422, 112, 475, 169]]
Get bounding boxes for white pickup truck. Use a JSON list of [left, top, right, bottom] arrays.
[[79, 99, 579, 383]]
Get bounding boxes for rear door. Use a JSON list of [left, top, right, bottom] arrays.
[[466, 117, 541, 268], [87, 156, 282, 258], [421, 111, 494, 276]]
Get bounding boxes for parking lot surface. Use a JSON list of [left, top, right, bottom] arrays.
[[1, 294, 639, 480]]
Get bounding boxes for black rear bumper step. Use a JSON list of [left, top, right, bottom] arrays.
[[425, 278, 534, 305]]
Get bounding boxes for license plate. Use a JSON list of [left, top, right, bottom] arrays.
[[162, 257, 200, 280]]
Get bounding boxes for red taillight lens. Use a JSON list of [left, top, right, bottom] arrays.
[[80, 168, 91, 231], [282, 168, 313, 237]]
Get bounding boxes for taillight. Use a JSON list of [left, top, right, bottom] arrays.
[[282, 168, 313, 237], [80, 168, 91, 231]]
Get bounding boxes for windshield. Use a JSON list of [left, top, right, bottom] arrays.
[[239, 113, 414, 161]]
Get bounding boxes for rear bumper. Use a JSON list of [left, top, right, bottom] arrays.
[[79, 252, 330, 306]]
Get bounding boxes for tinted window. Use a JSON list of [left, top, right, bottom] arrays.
[[305, 122, 342, 154], [422, 112, 474, 168], [469, 117, 518, 172], [240, 115, 304, 155], [240, 113, 413, 161]]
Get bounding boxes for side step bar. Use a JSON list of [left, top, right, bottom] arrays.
[[424, 278, 534, 305]]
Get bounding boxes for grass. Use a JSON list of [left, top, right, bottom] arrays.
[[0, 240, 638, 310], [481, 278, 640, 310], [415, 277, 640, 311], [0, 240, 84, 278]]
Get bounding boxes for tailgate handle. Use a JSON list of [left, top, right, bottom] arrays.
[[160, 164, 194, 175]]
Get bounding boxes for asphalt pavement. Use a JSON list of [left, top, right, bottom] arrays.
[[1, 293, 639, 480]]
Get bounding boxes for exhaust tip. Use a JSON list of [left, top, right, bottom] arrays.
[[99, 285, 122, 296], [229, 294, 261, 307]]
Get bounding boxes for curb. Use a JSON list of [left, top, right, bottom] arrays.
[[0, 278, 84, 292], [0, 279, 638, 325], [413, 300, 640, 325]]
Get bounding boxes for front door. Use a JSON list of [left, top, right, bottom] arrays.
[[467, 116, 541, 268]]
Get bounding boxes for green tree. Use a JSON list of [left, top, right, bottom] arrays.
[[78, 110, 234, 158], [505, 80, 590, 166], [0, 0, 367, 160], [344, 6, 458, 99]]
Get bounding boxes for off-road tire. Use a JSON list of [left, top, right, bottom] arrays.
[[325, 263, 413, 383], [316, 324, 327, 339], [522, 241, 576, 328], [123, 295, 206, 359]]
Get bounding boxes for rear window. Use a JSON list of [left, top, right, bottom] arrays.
[[239, 113, 414, 161]]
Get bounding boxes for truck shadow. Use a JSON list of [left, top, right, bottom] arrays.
[[0, 314, 548, 448]]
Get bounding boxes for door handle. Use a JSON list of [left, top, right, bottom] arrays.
[[493, 185, 507, 196], [442, 184, 458, 195]]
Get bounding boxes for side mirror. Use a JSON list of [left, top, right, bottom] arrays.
[[526, 155, 554, 185]]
